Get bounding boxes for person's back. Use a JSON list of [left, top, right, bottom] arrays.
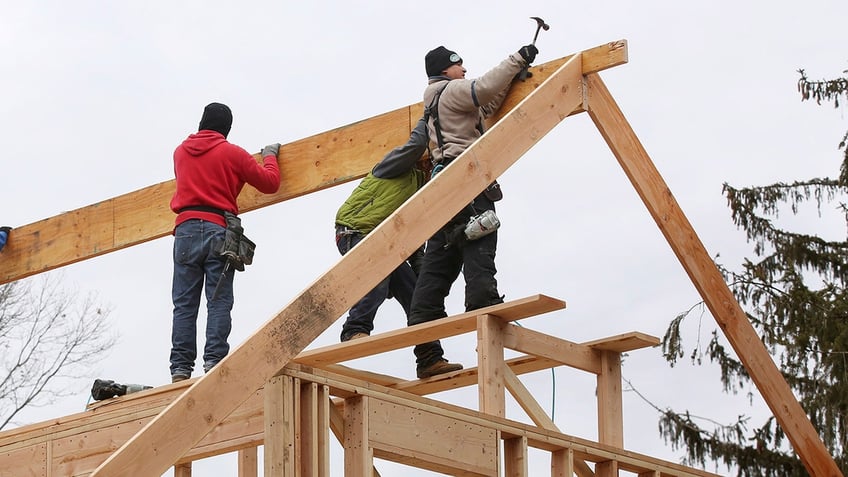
[[168, 102, 282, 383]]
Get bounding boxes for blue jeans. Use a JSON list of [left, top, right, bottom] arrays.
[[335, 227, 417, 341], [170, 219, 235, 377]]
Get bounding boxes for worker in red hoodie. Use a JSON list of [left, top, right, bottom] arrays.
[[168, 102, 281, 383]]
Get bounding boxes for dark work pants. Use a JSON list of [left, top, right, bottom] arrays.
[[407, 193, 503, 370]]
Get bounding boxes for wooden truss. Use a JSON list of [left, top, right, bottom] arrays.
[[0, 40, 841, 476]]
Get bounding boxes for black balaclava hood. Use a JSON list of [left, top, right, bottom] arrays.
[[198, 102, 233, 138]]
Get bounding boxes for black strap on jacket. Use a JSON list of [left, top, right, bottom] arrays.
[[177, 205, 228, 217], [424, 82, 485, 164], [424, 83, 450, 159]]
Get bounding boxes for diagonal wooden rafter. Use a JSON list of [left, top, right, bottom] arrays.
[[0, 41, 627, 286], [584, 72, 842, 477], [90, 45, 588, 476]]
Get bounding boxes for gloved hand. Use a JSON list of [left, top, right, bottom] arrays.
[[261, 143, 281, 158], [513, 70, 533, 82], [0, 226, 10, 252], [518, 44, 539, 65]]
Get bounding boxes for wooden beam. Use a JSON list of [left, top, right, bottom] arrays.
[[585, 72, 843, 477], [502, 324, 602, 374], [503, 367, 557, 431], [581, 331, 659, 353], [295, 295, 565, 367], [90, 43, 586, 477], [0, 40, 626, 285]]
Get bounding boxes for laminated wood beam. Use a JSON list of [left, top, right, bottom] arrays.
[[90, 44, 587, 477], [0, 40, 626, 285], [585, 72, 843, 477]]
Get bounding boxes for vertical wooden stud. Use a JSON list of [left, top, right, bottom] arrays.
[[596, 350, 623, 447], [344, 395, 372, 477], [477, 314, 505, 417]]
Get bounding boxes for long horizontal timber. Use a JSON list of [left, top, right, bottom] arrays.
[[294, 294, 565, 367], [0, 40, 627, 285], [91, 45, 588, 477]]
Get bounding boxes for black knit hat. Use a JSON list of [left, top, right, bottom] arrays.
[[425, 46, 462, 78], [198, 102, 233, 138]]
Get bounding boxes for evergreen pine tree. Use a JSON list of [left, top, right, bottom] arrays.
[[659, 69, 848, 476]]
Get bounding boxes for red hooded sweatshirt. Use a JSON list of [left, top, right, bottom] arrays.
[[170, 130, 280, 228]]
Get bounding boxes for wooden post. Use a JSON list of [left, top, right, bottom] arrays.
[[299, 382, 319, 477], [174, 462, 191, 477], [596, 350, 623, 447], [503, 436, 528, 477], [344, 395, 373, 477], [596, 460, 619, 477], [264, 376, 295, 477], [551, 448, 574, 477], [478, 314, 506, 417], [317, 385, 331, 477], [238, 447, 258, 477]]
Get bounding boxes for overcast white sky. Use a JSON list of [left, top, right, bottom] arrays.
[[2, 1, 847, 475]]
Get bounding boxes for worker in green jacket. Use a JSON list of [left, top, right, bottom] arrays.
[[334, 118, 428, 342]]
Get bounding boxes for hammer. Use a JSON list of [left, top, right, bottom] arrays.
[[530, 16, 550, 45], [519, 16, 550, 81]]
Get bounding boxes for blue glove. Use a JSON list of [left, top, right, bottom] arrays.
[[0, 226, 10, 252]]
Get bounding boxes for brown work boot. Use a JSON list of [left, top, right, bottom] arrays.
[[342, 332, 369, 342], [171, 374, 189, 383], [417, 359, 463, 379]]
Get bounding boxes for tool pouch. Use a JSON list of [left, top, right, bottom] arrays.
[[218, 212, 255, 272], [483, 181, 503, 202]]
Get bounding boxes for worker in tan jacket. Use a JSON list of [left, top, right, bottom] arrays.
[[408, 43, 538, 379]]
